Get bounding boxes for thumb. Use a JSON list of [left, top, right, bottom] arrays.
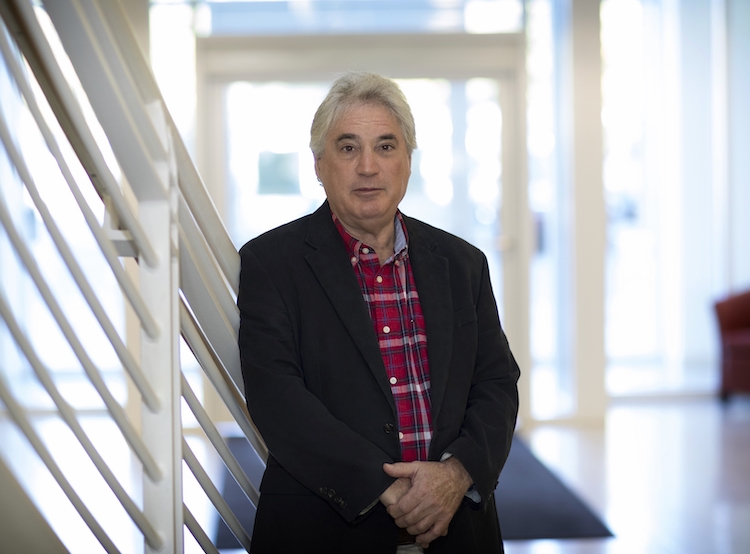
[[383, 462, 415, 478]]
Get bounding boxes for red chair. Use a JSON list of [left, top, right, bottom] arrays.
[[714, 289, 750, 401]]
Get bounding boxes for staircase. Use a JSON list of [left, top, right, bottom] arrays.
[[0, 0, 264, 551]]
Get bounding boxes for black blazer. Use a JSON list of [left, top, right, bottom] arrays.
[[238, 201, 520, 553]]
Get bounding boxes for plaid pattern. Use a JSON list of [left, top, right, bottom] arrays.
[[333, 212, 432, 462]]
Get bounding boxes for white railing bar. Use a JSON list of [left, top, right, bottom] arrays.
[[99, 0, 240, 290], [0, 90, 155, 385], [0, 376, 122, 554], [0, 290, 163, 549], [0, 1, 159, 267], [0, 21, 160, 339], [179, 209, 242, 388], [73, 0, 240, 291], [181, 374, 260, 507], [91, 0, 240, 292], [0, 25, 159, 340], [61, 0, 168, 156], [41, 0, 170, 201], [180, 246, 243, 388], [179, 300, 269, 462], [0, 190, 162, 479], [0, 109, 161, 416], [183, 504, 221, 554], [178, 192, 238, 331], [96, 0, 172, 140], [174, 132, 240, 294], [182, 438, 253, 552]]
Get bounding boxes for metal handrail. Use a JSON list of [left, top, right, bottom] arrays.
[[0, 291, 162, 548], [0, 183, 161, 479], [0, 376, 127, 554], [183, 438, 253, 552], [182, 374, 260, 507], [0, 0, 159, 269], [0, 0, 264, 551], [0, 21, 161, 341], [0, 90, 161, 415], [184, 504, 221, 554], [180, 299, 268, 462]]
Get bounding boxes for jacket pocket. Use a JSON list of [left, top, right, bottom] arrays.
[[454, 305, 478, 328]]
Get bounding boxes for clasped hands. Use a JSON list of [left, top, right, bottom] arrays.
[[378, 457, 473, 549]]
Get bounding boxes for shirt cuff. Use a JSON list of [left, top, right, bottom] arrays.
[[440, 452, 481, 503]]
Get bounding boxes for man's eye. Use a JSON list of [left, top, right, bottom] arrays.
[[381, 144, 394, 151], [342, 145, 354, 152]]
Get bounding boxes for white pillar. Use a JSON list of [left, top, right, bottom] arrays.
[[556, 0, 607, 423], [140, 197, 182, 554]]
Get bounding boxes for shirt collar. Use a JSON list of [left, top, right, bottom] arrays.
[[331, 211, 409, 262]]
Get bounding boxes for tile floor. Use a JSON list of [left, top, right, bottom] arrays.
[[2, 395, 748, 553], [506, 395, 750, 554]]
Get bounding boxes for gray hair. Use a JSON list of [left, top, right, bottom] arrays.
[[310, 72, 417, 158]]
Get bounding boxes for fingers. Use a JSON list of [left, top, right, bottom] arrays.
[[382, 462, 417, 479], [414, 517, 450, 549], [384, 459, 468, 546], [379, 477, 410, 507], [386, 487, 421, 520]]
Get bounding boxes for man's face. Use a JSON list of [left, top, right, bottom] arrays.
[[315, 102, 411, 235]]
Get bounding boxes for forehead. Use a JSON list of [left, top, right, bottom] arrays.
[[328, 102, 402, 139]]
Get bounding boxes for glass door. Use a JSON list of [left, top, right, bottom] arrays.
[[195, 32, 531, 422], [222, 78, 506, 311]]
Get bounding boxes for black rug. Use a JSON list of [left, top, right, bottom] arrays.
[[495, 438, 612, 540], [215, 436, 612, 549]]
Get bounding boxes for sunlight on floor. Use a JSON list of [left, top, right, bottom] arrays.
[[2, 396, 748, 553], [508, 396, 750, 554]]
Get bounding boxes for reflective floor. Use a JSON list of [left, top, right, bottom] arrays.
[[507, 395, 750, 554], [2, 395, 748, 553]]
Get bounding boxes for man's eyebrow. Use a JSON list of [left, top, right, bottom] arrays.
[[335, 133, 358, 142], [378, 133, 399, 142], [333, 133, 400, 142]]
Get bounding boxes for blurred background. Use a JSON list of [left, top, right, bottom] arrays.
[[145, 0, 750, 421], [1, 0, 748, 552]]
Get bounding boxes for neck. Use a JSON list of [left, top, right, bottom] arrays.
[[337, 215, 396, 266]]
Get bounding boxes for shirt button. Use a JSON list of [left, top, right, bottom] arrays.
[[389, 376, 397, 385], [376, 276, 383, 283], [383, 326, 390, 334], [350, 256, 357, 264], [398, 432, 404, 440], [362, 247, 370, 254]]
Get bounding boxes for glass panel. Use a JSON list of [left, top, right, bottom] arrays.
[[526, 0, 569, 419], [601, 0, 718, 395], [180, 0, 524, 36], [225, 78, 504, 313]]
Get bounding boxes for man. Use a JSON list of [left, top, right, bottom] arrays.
[[238, 72, 519, 553]]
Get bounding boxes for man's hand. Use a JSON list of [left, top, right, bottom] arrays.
[[382, 457, 473, 549], [379, 476, 411, 508]]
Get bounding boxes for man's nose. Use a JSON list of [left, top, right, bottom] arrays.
[[356, 149, 378, 176]]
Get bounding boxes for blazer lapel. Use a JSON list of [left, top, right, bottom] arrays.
[[404, 216, 453, 427], [303, 203, 395, 409]]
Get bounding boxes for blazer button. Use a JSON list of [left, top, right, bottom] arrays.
[[384, 423, 395, 434]]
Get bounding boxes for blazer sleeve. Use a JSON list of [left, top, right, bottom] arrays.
[[438, 254, 520, 505], [238, 245, 397, 522]]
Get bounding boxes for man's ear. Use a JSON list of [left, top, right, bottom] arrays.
[[314, 155, 322, 180]]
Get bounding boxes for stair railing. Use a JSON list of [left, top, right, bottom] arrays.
[[0, 0, 265, 551]]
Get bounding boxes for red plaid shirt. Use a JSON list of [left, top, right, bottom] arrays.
[[333, 212, 432, 462]]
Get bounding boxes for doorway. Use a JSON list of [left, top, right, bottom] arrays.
[[195, 32, 532, 420]]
